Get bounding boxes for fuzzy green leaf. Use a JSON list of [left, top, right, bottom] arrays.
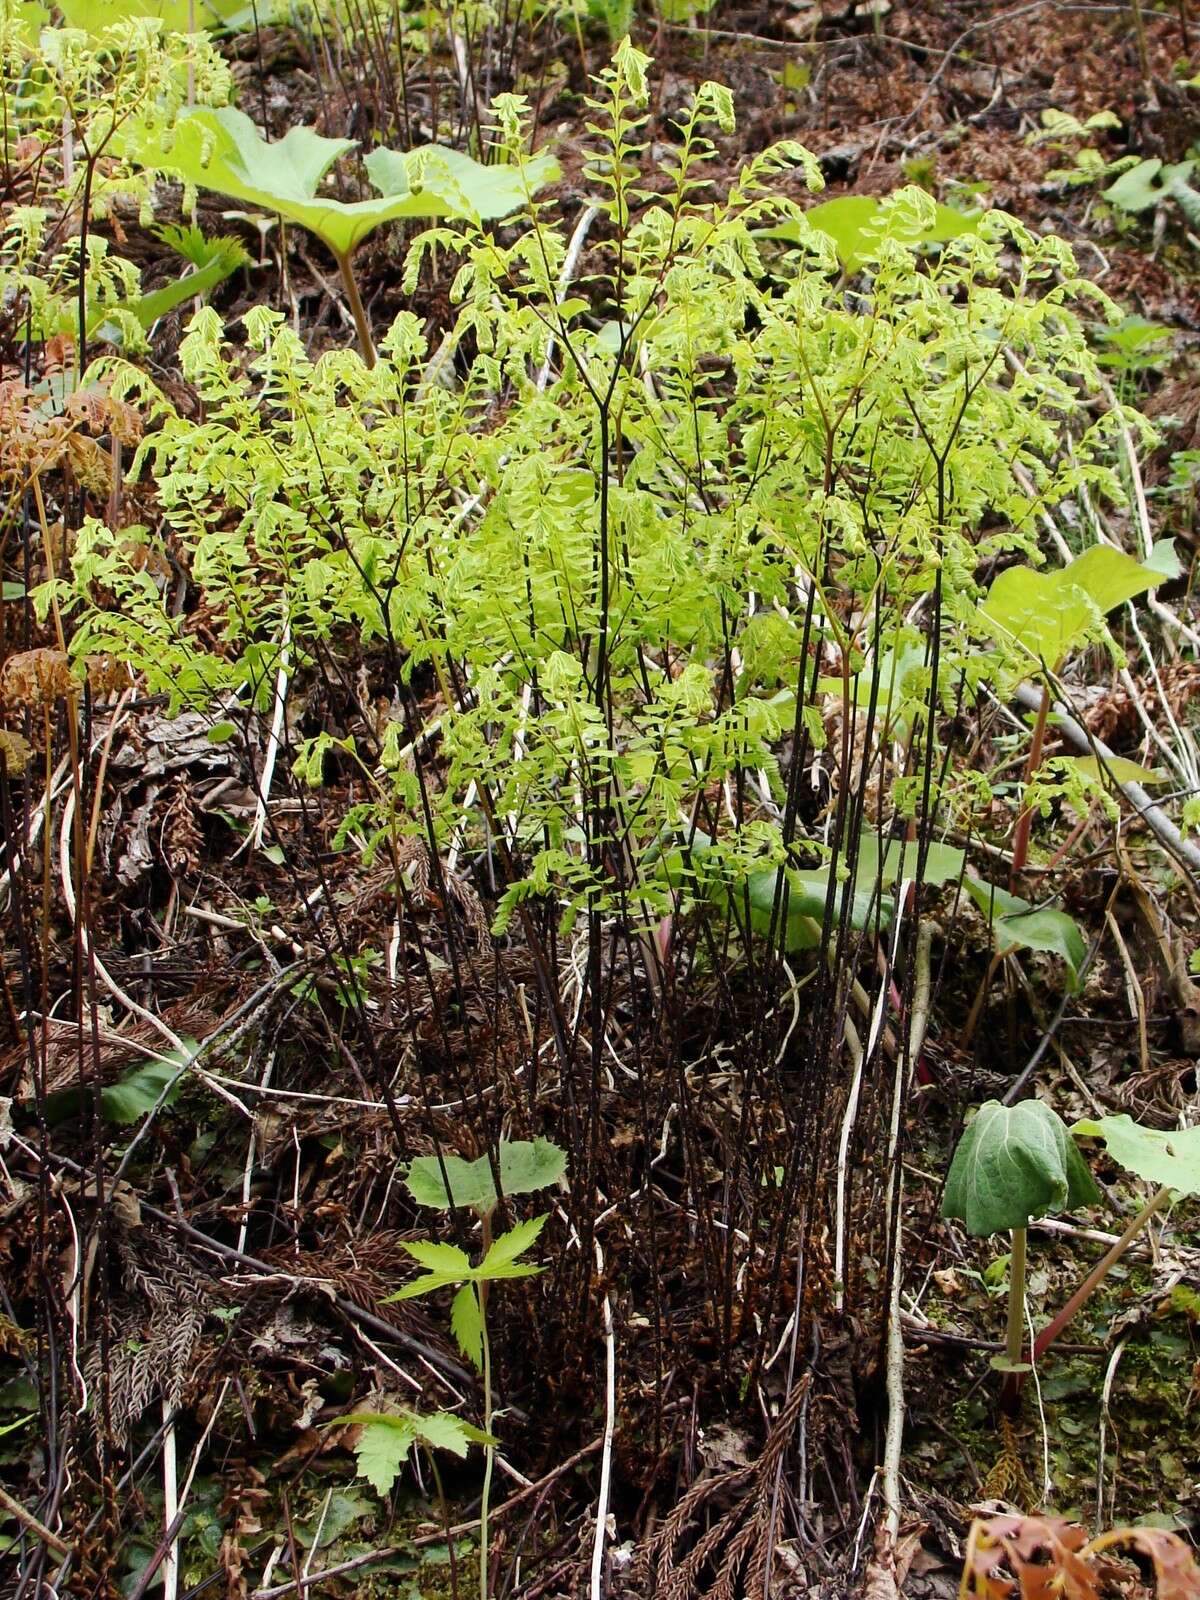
[[942, 1099, 1101, 1236], [1073, 1113, 1200, 1196]]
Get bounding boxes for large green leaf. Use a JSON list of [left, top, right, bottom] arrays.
[[856, 834, 965, 889], [961, 877, 1086, 988], [942, 1098, 1101, 1236], [57, 0, 245, 32], [404, 1137, 566, 1214], [979, 545, 1168, 669], [763, 192, 980, 271], [677, 830, 890, 953], [130, 107, 553, 261], [1073, 1113, 1200, 1196], [364, 144, 559, 223]]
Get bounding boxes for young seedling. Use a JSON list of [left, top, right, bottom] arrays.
[[941, 1099, 1100, 1382], [977, 542, 1176, 879], [128, 106, 557, 364], [385, 1137, 566, 1600]]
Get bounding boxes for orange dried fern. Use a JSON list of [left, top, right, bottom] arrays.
[[961, 1514, 1200, 1600]]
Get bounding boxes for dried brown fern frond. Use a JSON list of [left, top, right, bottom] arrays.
[[635, 1377, 810, 1600], [86, 1226, 209, 1432]]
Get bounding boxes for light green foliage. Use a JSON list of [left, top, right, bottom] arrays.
[[1063, 753, 1166, 787], [1073, 1114, 1200, 1196], [942, 1099, 1101, 1236], [341, 1410, 493, 1497], [961, 877, 1086, 986], [978, 542, 1174, 672], [764, 192, 980, 272], [129, 105, 557, 262], [1030, 107, 1134, 191], [1095, 316, 1175, 388], [39, 227, 249, 346], [64, 51, 1133, 947], [0, 10, 233, 348], [405, 1138, 566, 1214], [387, 1214, 549, 1368]]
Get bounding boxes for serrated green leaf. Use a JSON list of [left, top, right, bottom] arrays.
[[1073, 1113, 1200, 1196], [962, 877, 1086, 987], [411, 1409, 484, 1458], [942, 1099, 1101, 1236], [398, 1239, 472, 1274], [450, 1284, 483, 1368], [481, 1213, 547, 1272], [406, 1154, 497, 1213], [345, 1414, 417, 1497]]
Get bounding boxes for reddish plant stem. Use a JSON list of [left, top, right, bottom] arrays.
[[1031, 1186, 1171, 1363], [1009, 682, 1050, 885]]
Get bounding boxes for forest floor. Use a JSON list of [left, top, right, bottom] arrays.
[[3, 1, 1200, 1597]]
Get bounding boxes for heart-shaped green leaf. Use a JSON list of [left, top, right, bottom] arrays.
[[405, 1137, 566, 1214], [942, 1099, 1101, 1236], [1073, 1113, 1200, 1196], [979, 545, 1169, 669]]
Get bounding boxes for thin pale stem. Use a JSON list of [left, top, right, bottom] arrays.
[[479, 1213, 494, 1600]]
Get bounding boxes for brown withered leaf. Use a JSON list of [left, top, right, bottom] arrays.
[[1089, 1527, 1200, 1600], [1, 648, 76, 707], [963, 1515, 1099, 1600]]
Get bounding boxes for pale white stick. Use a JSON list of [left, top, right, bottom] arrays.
[[589, 1240, 616, 1600], [881, 915, 934, 1540], [162, 1400, 179, 1600], [248, 620, 291, 853]]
